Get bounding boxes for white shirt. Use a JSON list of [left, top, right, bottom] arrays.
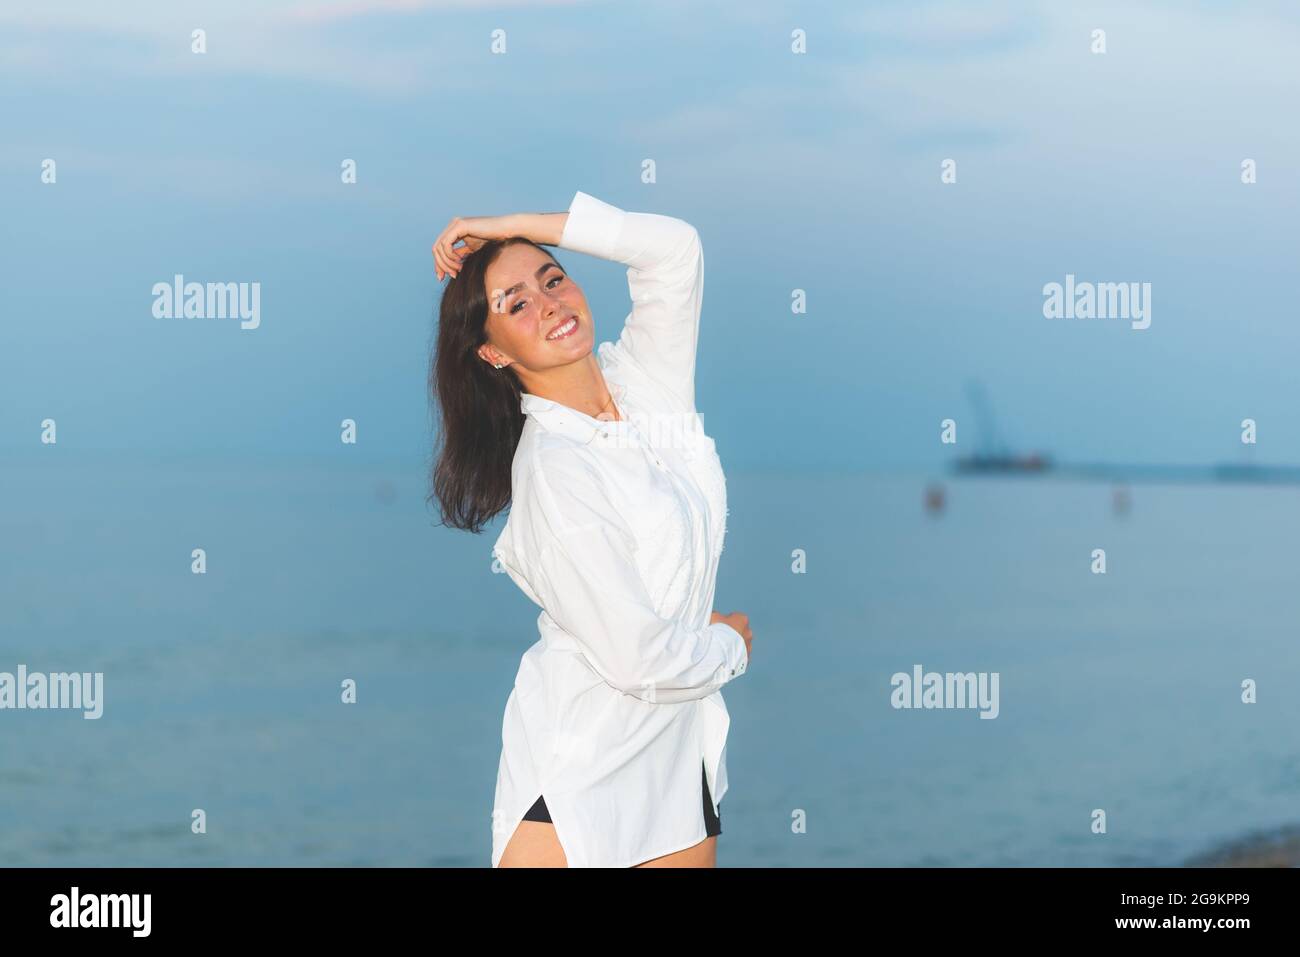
[[489, 190, 748, 868]]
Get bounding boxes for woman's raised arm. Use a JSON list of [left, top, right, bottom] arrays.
[[555, 190, 705, 415], [432, 209, 569, 281], [433, 190, 707, 413]]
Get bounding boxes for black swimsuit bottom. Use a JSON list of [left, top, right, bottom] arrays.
[[520, 760, 721, 837]]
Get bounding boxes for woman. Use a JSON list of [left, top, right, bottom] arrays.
[[429, 190, 754, 868]]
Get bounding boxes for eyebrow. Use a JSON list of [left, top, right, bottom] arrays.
[[497, 262, 562, 310]]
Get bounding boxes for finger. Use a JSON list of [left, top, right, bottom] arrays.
[[442, 246, 460, 278], [434, 223, 462, 269], [439, 236, 465, 277], [433, 240, 451, 280], [440, 223, 465, 254], [435, 238, 460, 280]]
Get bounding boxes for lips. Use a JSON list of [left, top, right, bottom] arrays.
[[545, 315, 578, 341]]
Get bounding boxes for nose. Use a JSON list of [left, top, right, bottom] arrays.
[[541, 286, 564, 318]]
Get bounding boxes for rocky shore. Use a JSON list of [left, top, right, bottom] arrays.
[[1184, 824, 1300, 867]]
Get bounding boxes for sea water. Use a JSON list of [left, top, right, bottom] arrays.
[[2, 454, 1296, 866]]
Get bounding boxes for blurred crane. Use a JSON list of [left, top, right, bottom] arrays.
[[952, 380, 1053, 474]]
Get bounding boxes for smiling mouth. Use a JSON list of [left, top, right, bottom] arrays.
[[545, 316, 578, 341]]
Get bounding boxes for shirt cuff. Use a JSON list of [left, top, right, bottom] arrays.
[[708, 621, 749, 681], [558, 190, 626, 259]]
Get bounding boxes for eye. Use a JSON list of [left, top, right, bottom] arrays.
[[509, 274, 565, 314]]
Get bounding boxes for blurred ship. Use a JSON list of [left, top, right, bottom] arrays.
[[951, 381, 1054, 475], [953, 451, 1054, 474], [948, 380, 1300, 486]]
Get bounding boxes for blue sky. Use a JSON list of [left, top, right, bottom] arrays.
[[4, 0, 1299, 470]]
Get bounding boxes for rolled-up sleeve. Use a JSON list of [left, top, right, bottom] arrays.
[[557, 190, 704, 415]]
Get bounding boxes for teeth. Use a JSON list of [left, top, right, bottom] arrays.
[[547, 317, 577, 340]]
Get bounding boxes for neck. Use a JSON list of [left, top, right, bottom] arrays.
[[518, 355, 621, 421]]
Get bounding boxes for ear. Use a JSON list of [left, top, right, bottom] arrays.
[[477, 344, 507, 368]]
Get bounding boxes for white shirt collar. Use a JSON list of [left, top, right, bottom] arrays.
[[519, 378, 629, 442]]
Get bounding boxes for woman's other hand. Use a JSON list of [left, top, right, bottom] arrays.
[[710, 610, 753, 661]]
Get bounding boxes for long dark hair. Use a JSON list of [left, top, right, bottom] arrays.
[[427, 237, 563, 533]]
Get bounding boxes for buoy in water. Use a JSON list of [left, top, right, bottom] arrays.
[[924, 483, 946, 515]]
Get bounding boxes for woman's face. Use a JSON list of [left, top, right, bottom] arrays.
[[478, 242, 593, 374]]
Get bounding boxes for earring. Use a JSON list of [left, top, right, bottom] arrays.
[[493, 362, 504, 369]]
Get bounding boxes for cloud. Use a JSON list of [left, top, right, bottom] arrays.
[[0, 0, 586, 90], [285, 0, 585, 24], [846, 0, 1045, 59]]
